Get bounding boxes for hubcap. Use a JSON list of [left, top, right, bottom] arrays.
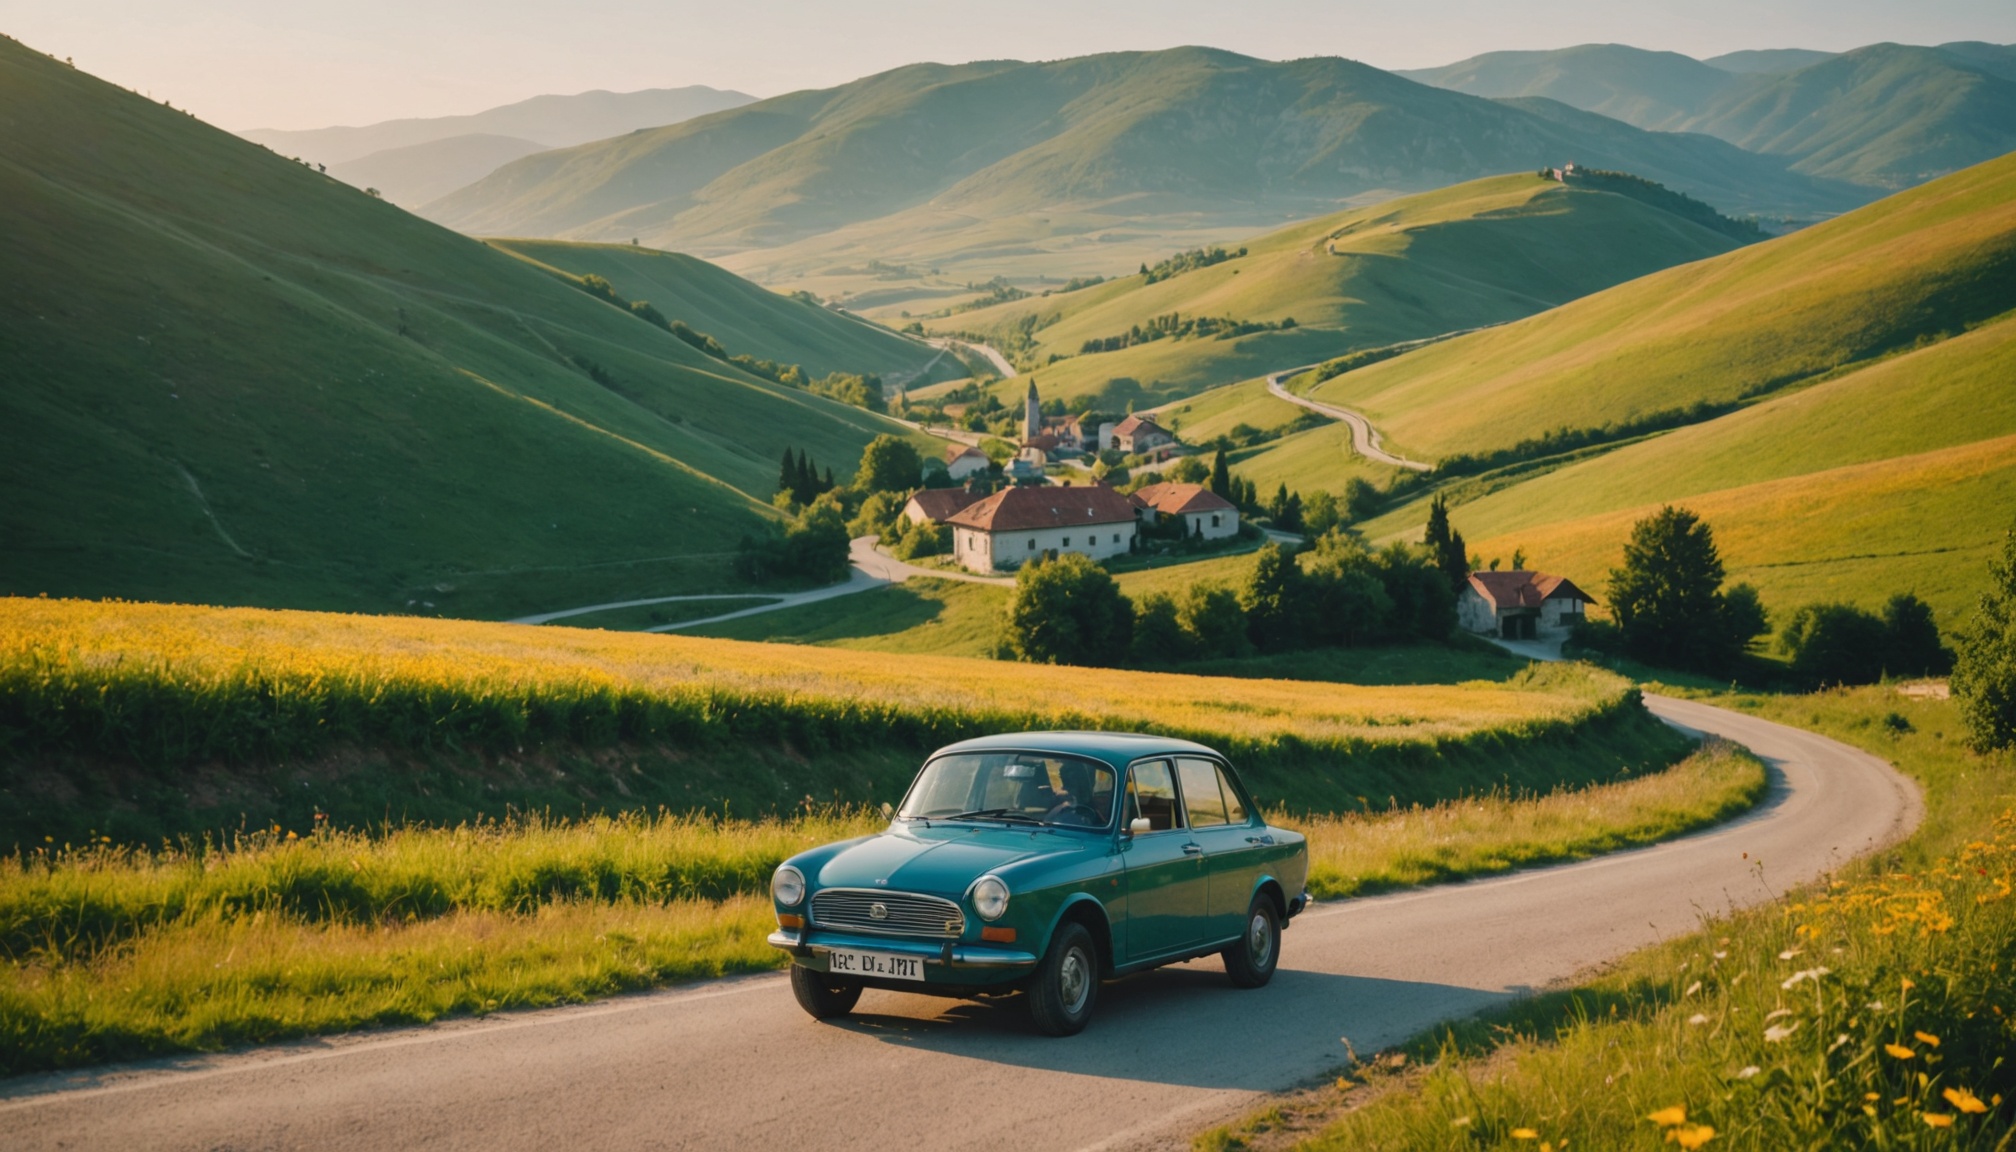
[[1248, 913, 1274, 968], [1059, 945, 1092, 1015]]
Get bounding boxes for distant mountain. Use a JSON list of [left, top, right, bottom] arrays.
[[1701, 48, 1837, 74], [0, 38, 925, 616], [240, 85, 756, 166], [423, 47, 1861, 269], [1407, 41, 2016, 189], [1397, 45, 1732, 129], [328, 133, 551, 207]]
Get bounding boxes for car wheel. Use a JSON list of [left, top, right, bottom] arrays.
[[790, 963, 863, 1020], [1223, 895, 1280, 988], [1027, 921, 1099, 1036]]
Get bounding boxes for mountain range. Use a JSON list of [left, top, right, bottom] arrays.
[[421, 47, 1867, 289], [1402, 41, 2016, 188]]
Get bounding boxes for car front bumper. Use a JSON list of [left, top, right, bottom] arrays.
[[768, 927, 1038, 983]]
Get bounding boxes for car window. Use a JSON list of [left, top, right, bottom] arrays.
[[1176, 759, 1230, 827], [899, 753, 1115, 827], [1216, 764, 1249, 823], [1124, 761, 1183, 832]]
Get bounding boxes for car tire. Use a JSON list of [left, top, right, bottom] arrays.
[[1222, 895, 1281, 988], [1027, 921, 1100, 1036], [790, 963, 863, 1020]]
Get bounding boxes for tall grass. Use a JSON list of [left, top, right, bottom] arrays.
[[1233, 688, 2016, 1151], [1287, 739, 1765, 900]]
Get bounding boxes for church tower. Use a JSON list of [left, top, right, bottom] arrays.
[[1024, 379, 1041, 440]]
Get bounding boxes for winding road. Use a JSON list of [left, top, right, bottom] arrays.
[[1266, 368, 1432, 473], [0, 696, 1919, 1152]]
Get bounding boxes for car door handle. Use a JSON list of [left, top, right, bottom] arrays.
[[1246, 835, 1274, 845], [1182, 843, 1203, 855]]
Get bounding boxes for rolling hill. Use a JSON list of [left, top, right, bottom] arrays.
[[1405, 41, 2016, 190], [487, 240, 958, 384], [1268, 152, 2016, 626], [933, 171, 1757, 410], [0, 37, 928, 619], [240, 85, 756, 166], [422, 47, 1862, 297], [328, 133, 553, 207]]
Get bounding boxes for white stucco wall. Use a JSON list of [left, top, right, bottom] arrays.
[[946, 455, 989, 480], [953, 521, 1136, 573], [1179, 509, 1239, 541]]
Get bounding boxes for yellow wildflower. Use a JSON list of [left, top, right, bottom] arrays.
[[1668, 1124, 1716, 1149], [1913, 1030, 1940, 1047], [1511, 1129, 1539, 1140], [1646, 1106, 1687, 1127], [1921, 1113, 1955, 1129], [1884, 1043, 1916, 1060], [1942, 1087, 1988, 1114]]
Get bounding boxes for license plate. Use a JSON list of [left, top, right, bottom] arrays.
[[824, 948, 925, 981]]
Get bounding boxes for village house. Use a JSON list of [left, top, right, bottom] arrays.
[[945, 444, 990, 481], [1108, 414, 1176, 457], [1129, 481, 1240, 540], [1457, 570, 1595, 640], [1021, 380, 1085, 454], [945, 483, 1138, 573], [901, 485, 986, 527]]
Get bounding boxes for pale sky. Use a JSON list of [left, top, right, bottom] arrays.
[[5, 0, 2012, 131]]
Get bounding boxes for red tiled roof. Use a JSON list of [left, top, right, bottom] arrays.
[[1465, 571, 1597, 610], [1023, 434, 1062, 452], [905, 487, 987, 522], [1112, 414, 1169, 439], [946, 484, 1138, 533], [1128, 481, 1236, 516]]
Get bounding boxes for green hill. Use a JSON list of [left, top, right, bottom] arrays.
[[1407, 41, 2016, 192], [1304, 155, 2016, 626], [487, 240, 956, 384], [0, 36, 923, 619], [328, 133, 552, 208], [935, 172, 1754, 410], [1305, 151, 2016, 463], [423, 47, 1860, 297]]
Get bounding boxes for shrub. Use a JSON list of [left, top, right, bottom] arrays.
[[1608, 506, 1768, 673], [846, 489, 908, 539], [854, 435, 921, 493], [734, 495, 850, 584], [1240, 543, 1304, 652], [1000, 553, 1133, 666], [1781, 594, 1951, 686], [1953, 525, 2016, 750], [1130, 592, 1191, 664], [1302, 489, 1342, 537], [1178, 582, 1249, 659], [1881, 592, 1953, 677]]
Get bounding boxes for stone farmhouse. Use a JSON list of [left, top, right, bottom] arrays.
[[901, 485, 986, 527], [945, 484, 1138, 573], [945, 444, 990, 481], [1108, 414, 1175, 457], [1457, 570, 1595, 640], [1129, 482, 1240, 540]]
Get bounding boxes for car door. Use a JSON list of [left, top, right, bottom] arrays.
[[1118, 759, 1209, 961], [1176, 757, 1268, 942]]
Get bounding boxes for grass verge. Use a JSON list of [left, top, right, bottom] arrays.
[[1196, 686, 2016, 1151], [0, 741, 1756, 1077]]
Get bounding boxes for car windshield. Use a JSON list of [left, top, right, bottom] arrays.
[[899, 752, 1118, 829]]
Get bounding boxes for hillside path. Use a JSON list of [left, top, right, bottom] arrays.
[[0, 697, 1920, 1152], [929, 336, 1017, 379], [1265, 368, 1433, 472]]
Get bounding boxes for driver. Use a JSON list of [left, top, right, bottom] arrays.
[[1044, 762, 1101, 826]]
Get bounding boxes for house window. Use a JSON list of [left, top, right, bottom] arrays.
[[1112, 534, 1119, 543], [1064, 536, 1071, 547], [1028, 539, 1036, 550], [1211, 514, 1221, 527]]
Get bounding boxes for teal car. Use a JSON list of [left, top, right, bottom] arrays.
[[768, 731, 1310, 1035]]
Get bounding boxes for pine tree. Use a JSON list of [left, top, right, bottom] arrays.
[[777, 447, 797, 499], [1209, 450, 1231, 499], [1422, 496, 1469, 589]]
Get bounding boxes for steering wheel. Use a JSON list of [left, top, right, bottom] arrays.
[[1047, 802, 1104, 826]]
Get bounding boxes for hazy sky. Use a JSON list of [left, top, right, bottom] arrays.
[[6, 0, 2012, 131]]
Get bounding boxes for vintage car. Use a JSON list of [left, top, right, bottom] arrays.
[[767, 731, 1310, 1035]]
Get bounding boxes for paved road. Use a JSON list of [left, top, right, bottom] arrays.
[[928, 336, 1017, 379], [1265, 369, 1432, 473], [0, 696, 1919, 1152]]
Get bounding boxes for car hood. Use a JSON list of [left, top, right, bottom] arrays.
[[810, 824, 1091, 896]]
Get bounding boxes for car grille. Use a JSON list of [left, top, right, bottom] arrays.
[[811, 889, 966, 938]]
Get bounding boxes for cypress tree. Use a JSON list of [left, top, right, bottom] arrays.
[[1209, 450, 1231, 499], [777, 447, 797, 498]]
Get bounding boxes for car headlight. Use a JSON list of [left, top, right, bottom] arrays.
[[971, 875, 1010, 921], [772, 865, 805, 907]]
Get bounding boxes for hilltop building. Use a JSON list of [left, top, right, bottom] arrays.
[[946, 484, 1138, 573], [1129, 482, 1239, 540], [1024, 379, 1042, 440], [1457, 571, 1594, 640]]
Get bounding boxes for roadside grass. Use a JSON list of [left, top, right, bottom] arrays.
[[541, 597, 780, 631], [690, 579, 1007, 657], [1288, 739, 1765, 901], [0, 743, 1757, 1076], [1197, 686, 2016, 1152]]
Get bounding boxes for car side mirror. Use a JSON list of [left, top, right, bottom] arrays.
[[880, 802, 895, 820], [1128, 817, 1152, 836]]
